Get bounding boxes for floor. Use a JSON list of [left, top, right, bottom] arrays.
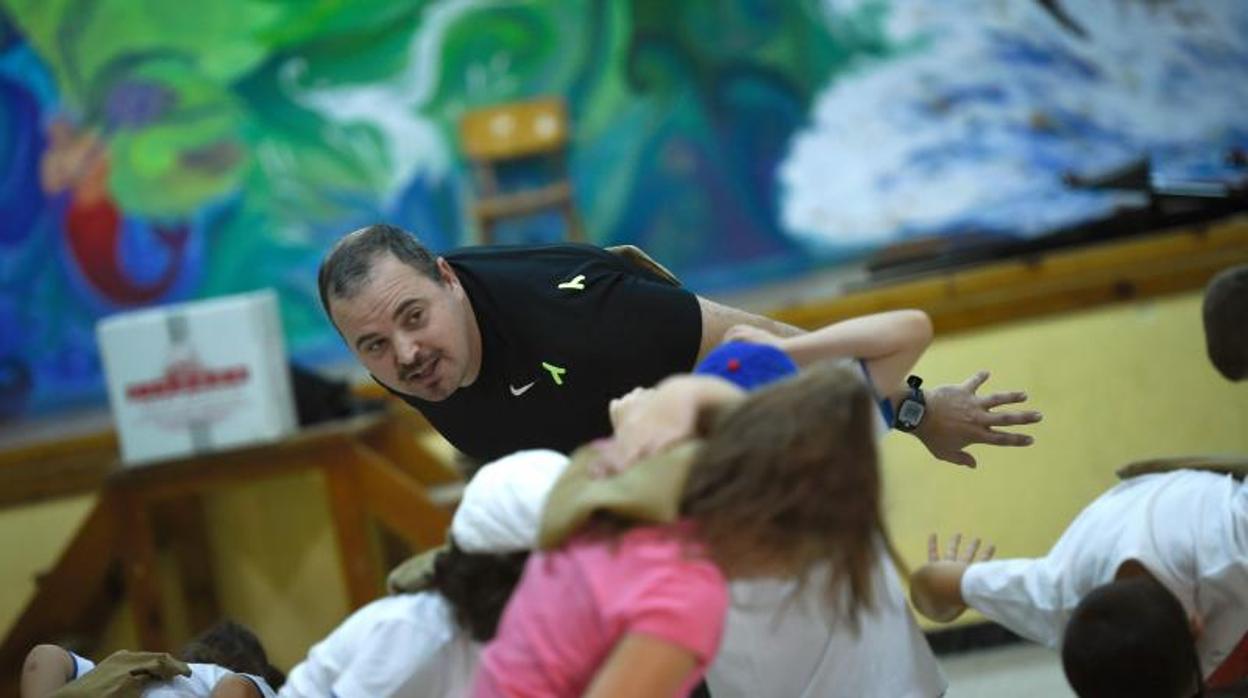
[[939, 642, 1075, 697]]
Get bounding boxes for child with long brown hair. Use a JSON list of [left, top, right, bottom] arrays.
[[471, 309, 932, 697]]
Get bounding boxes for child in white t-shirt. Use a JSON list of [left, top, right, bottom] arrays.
[[22, 620, 279, 698], [910, 470, 1248, 697], [279, 544, 528, 698]]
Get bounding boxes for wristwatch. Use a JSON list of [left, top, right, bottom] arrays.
[[894, 375, 926, 432]]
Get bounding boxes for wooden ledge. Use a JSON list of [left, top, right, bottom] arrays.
[[772, 216, 1248, 333], [3, 216, 1245, 509]]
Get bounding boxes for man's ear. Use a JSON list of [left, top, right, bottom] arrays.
[[437, 257, 458, 287]]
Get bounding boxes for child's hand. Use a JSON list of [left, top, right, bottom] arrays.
[[608, 386, 652, 431], [909, 532, 995, 623], [595, 376, 744, 478], [595, 394, 699, 478], [724, 323, 784, 348], [930, 532, 995, 566]]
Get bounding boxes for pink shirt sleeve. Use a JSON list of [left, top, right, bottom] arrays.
[[597, 532, 730, 665]]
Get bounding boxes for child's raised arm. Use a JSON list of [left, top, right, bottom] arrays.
[[726, 309, 932, 398], [596, 375, 746, 476], [910, 532, 996, 623]]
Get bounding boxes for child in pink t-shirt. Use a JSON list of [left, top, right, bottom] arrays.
[[476, 522, 726, 697], [474, 310, 933, 698]]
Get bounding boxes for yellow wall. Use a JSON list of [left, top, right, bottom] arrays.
[[880, 290, 1248, 628], [3, 289, 1246, 665], [0, 495, 96, 639]]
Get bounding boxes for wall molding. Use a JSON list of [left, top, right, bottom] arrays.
[[4, 216, 1246, 508]]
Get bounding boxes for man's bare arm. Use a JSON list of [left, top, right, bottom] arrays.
[[696, 296, 802, 361]]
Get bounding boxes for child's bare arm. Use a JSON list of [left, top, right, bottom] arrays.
[[21, 645, 75, 698], [209, 673, 263, 698], [727, 309, 933, 396], [597, 375, 745, 475], [910, 533, 996, 623], [583, 633, 700, 698]]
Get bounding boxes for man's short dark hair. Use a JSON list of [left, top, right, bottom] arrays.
[[1061, 577, 1201, 698], [1204, 265, 1248, 381], [317, 224, 441, 318]]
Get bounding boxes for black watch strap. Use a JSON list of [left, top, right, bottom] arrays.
[[894, 375, 926, 432]]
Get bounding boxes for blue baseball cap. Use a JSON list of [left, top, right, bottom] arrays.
[[693, 341, 798, 391]]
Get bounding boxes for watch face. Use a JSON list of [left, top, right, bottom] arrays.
[[899, 401, 925, 425]]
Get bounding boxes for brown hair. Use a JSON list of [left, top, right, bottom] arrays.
[[179, 619, 284, 689], [425, 541, 529, 643], [679, 361, 882, 625], [1203, 264, 1248, 381]]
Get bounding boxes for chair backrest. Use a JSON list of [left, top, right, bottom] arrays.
[[459, 97, 569, 162]]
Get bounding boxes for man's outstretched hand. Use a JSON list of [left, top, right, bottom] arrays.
[[915, 370, 1042, 468]]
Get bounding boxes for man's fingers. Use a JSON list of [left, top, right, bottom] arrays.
[[983, 544, 997, 561], [982, 410, 1043, 427], [960, 370, 990, 393], [982, 429, 1035, 447], [979, 390, 1027, 409], [946, 532, 962, 560], [943, 450, 977, 468], [963, 538, 982, 563], [928, 533, 939, 562]]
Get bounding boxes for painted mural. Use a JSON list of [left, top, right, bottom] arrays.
[[0, 0, 1244, 417]]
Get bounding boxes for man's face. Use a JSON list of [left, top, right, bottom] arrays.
[[329, 253, 481, 401]]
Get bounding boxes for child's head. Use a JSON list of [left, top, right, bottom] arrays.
[[179, 619, 283, 687], [680, 360, 881, 623], [1061, 576, 1202, 698], [1203, 264, 1248, 382], [427, 541, 529, 642]]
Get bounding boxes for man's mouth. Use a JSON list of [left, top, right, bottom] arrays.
[[403, 355, 440, 384]]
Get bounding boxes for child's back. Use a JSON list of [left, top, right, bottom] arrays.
[[282, 593, 478, 698], [475, 523, 728, 697]]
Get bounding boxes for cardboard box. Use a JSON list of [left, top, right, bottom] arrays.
[[97, 290, 297, 465]]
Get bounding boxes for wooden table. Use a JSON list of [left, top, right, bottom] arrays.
[[0, 407, 461, 683]]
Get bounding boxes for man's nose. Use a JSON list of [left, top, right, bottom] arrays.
[[395, 333, 422, 364]]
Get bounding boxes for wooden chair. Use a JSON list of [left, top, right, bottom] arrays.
[[458, 97, 585, 244]]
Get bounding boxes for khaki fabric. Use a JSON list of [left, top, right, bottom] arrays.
[[51, 651, 190, 698], [1116, 454, 1248, 480], [386, 543, 448, 594], [605, 245, 682, 287], [537, 440, 702, 549], [386, 441, 703, 591]]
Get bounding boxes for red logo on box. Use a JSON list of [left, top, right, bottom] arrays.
[[124, 359, 250, 402]]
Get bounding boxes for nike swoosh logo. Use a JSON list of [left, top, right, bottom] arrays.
[[509, 381, 536, 397]]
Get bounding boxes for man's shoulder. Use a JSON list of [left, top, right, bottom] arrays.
[[445, 243, 629, 304], [444, 242, 617, 269]]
